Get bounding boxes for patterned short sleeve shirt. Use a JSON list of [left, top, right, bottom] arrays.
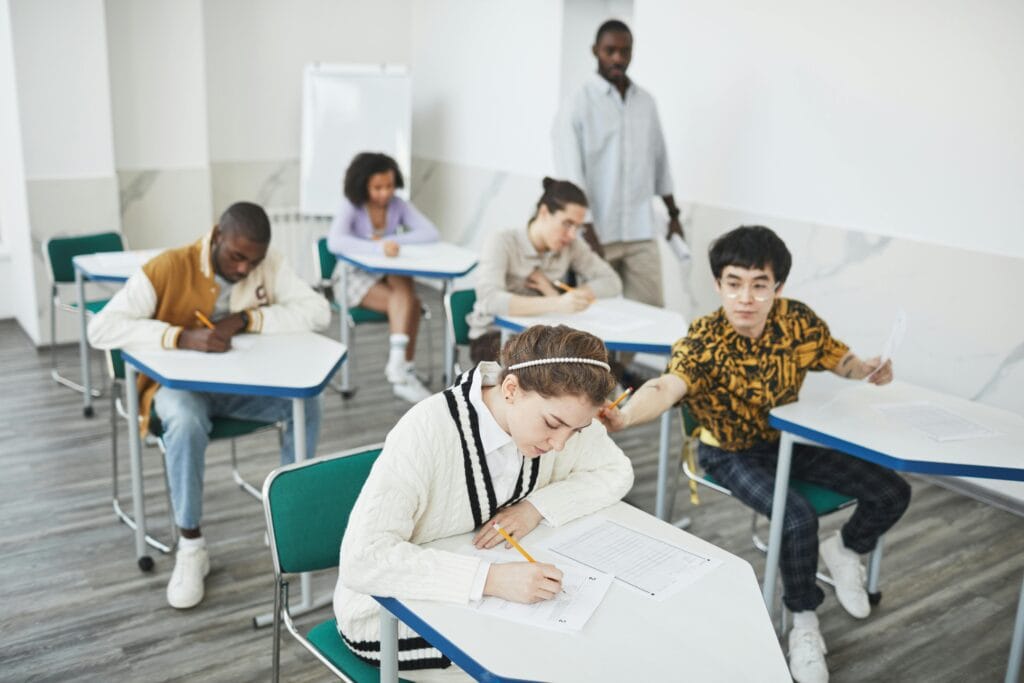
[[667, 298, 850, 451]]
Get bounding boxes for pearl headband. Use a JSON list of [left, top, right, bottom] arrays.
[[506, 357, 611, 372]]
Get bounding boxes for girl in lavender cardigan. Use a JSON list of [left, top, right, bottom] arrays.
[[327, 152, 440, 403]]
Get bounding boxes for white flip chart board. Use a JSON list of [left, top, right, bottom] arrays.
[[299, 63, 411, 216]]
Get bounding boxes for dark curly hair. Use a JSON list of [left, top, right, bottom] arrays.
[[343, 152, 405, 205]]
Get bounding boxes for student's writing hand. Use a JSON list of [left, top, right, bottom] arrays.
[[862, 356, 894, 385], [474, 501, 543, 549], [524, 268, 558, 297], [555, 289, 591, 313], [597, 404, 627, 433], [381, 240, 400, 257], [484, 562, 563, 604], [213, 312, 247, 339], [177, 328, 231, 353]]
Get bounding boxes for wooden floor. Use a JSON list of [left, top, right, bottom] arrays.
[[2, 290, 1023, 682]]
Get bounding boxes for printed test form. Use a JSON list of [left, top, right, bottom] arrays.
[[546, 520, 722, 601]]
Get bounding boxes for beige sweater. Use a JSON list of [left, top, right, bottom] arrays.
[[333, 365, 634, 671]]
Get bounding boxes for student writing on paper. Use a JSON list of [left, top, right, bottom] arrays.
[[87, 202, 330, 610], [599, 226, 911, 683], [334, 325, 633, 680], [465, 177, 621, 363], [327, 152, 440, 403]]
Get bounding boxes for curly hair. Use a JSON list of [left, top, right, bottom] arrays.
[[499, 325, 614, 406], [343, 152, 405, 205]]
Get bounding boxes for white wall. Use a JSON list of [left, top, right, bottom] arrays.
[[410, 0, 563, 177], [633, 0, 1024, 258], [106, 0, 209, 170], [560, 0, 632, 99], [204, 0, 412, 164], [11, 0, 116, 180]]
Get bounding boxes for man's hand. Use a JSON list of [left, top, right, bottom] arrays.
[[473, 501, 543, 550], [524, 268, 559, 297], [483, 562, 563, 604], [667, 216, 685, 240], [178, 328, 231, 353], [862, 357, 894, 385], [598, 404, 627, 432], [213, 312, 247, 339]]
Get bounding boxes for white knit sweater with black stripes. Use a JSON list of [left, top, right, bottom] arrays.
[[332, 366, 634, 671]]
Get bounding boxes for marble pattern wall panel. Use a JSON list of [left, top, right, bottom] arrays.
[[210, 160, 299, 217], [118, 167, 213, 250]]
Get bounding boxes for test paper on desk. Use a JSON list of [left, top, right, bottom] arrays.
[[546, 520, 721, 601], [875, 402, 999, 442]]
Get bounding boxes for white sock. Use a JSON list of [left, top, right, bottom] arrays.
[[178, 535, 205, 550], [791, 610, 819, 631], [388, 334, 410, 373]]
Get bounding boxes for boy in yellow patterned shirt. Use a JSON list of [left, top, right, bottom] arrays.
[[600, 225, 910, 683]]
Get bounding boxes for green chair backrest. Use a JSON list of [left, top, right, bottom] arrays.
[[446, 289, 477, 346], [681, 403, 700, 437], [46, 232, 124, 283], [315, 237, 337, 283], [264, 446, 383, 575], [108, 348, 126, 381]]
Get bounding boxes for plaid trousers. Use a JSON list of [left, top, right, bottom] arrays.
[[698, 440, 911, 613]]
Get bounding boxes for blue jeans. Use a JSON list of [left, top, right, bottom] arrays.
[[153, 387, 323, 530]]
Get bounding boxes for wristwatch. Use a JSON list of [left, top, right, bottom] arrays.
[[239, 309, 250, 331], [668, 209, 681, 220]]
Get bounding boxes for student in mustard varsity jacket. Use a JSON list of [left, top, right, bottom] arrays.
[[334, 325, 633, 681], [88, 201, 330, 610], [600, 225, 911, 683]]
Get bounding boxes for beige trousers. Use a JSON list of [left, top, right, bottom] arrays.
[[601, 239, 664, 366]]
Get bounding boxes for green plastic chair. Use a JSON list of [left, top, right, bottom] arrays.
[[262, 444, 412, 683], [442, 288, 476, 378], [677, 404, 885, 611], [313, 237, 432, 398], [106, 349, 282, 554], [43, 231, 124, 400]]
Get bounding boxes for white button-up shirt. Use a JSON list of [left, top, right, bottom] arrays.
[[553, 73, 674, 244]]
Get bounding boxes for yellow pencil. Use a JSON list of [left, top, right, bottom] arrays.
[[194, 310, 215, 330], [492, 523, 536, 562], [553, 280, 575, 292], [607, 387, 633, 411]]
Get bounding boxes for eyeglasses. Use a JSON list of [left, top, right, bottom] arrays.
[[718, 279, 780, 302]]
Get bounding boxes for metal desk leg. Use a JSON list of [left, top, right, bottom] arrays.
[[380, 605, 400, 683], [442, 279, 455, 387], [655, 410, 673, 520], [76, 268, 95, 417], [762, 432, 794, 609], [124, 364, 152, 571], [1006, 571, 1024, 683], [338, 266, 354, 397], [253, 398, 330, 628]]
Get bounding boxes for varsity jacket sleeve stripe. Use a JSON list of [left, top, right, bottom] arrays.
[[87, 270, 181, 351]]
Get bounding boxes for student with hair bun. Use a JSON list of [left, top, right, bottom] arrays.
[[327, 152, 440, 403], [465, 177, 622, 363], [334, 324, 634, 680]]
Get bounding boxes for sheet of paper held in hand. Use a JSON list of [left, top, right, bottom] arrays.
[[463, 546, 613, 632], [866, 309, 907, 382], [875, 402, 1000, 442], [544, 519, 721, 602]]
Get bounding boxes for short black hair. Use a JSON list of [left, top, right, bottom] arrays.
[[218, 202, 271, 244], [343, 152, 404, 205], [709, 225, 792, 284], [595, 19, 631, 44]]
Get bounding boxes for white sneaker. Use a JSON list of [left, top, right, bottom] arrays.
[[166, 543, 210, 609], [788, 625, 829, 683], [391, 367, 432, 403], [820, 531, 870, 618]]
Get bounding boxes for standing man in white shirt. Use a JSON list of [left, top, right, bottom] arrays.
[[553, 19, 684, 331]]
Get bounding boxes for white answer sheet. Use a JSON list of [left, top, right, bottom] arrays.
[[875, 401, 1000, 442]]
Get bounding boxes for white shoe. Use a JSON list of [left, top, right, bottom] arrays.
[[391, 367, 432, 403], [788, 625, 829, 683], [820, 531, 870, 618], [166, 543, 210, 609]]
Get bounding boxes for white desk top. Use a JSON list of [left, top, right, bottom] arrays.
[[73, 249, 163, 282], [494, 297, 687, 355], [770, 379, 1024, 481], [333, 242, 478, 279], [122, 332, 346, 399], [378, 502, 789, 683]]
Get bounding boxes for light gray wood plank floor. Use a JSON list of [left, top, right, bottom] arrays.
[[1, 289, 1022, 682]]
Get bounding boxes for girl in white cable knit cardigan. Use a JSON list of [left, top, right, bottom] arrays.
[[333, 325, 634, 680]]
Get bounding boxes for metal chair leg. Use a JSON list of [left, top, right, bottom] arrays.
[[230, 437, 263, 501], [49, 288, 101, 397], [867, 534, 884, 605]]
